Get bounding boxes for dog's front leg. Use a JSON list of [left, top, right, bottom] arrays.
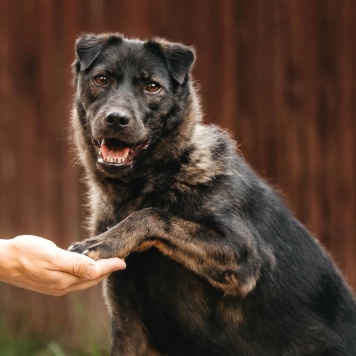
[[69, 207, 274, 296]]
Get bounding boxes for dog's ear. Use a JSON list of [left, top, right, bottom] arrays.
[[147, 39, 196, 85], [74, 33, 123, 72]]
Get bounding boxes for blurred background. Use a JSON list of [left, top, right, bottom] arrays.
[[0, 0, 355, 354]]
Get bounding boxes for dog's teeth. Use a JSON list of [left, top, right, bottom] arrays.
[[100, 155, 128, 164]]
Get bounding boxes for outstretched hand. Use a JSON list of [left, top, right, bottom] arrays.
[[0, 235, 126, 296]]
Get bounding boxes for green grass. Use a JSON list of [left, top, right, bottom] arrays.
[[0, 292, 110, 356], [0, 332, 66, 356], [0, 336, 106, 356]]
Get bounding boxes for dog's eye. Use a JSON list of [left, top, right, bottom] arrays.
[[93, 74, 108, 86], [145, 82, 162, 94]]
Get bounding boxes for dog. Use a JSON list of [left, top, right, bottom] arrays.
[[69, 33, 356, 355]]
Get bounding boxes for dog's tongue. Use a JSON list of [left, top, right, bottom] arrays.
[[101, 143, 130, 162]]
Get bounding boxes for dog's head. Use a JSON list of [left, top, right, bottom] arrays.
[[72, 33, 196, 179]]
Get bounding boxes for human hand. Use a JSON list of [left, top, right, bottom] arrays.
[[0, 235, 126, 296]]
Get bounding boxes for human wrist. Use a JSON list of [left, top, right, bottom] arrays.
[[0, 239, 11, 280], [0, 238, 20, 281]]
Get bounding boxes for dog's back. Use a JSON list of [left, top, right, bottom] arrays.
[[70, 33, 356, 355]]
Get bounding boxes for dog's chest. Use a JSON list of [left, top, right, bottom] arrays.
[[105, 177, 204, 224], [121, 251, 219, 331], [109, 249, 245, 354]]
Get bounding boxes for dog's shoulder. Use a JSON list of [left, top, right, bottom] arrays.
[[175, 123, 239, 186]]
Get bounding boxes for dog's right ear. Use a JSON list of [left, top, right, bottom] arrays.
[[74, 33, 123, 72]]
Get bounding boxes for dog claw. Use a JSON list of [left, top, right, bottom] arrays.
[[68, 242, 90, 255]]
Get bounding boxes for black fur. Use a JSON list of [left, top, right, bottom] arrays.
[[69, 33, 356, 355]]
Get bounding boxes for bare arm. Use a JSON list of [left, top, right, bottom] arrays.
[[0, 235, 126, 296]]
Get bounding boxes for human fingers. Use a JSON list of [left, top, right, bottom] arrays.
[[52, 249, 126, 279], [32, 270, 112, 296], [93, 258, 126, 277], [56, 272, 114, 295], [53, 271, 113, 295], [50, 249, 102, 279]]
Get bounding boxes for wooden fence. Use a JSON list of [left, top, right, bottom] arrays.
[[0, 0, 355, 349]]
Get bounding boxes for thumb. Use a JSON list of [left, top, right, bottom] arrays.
[[83, 263, 102, 279], [59, 251, 102, 279]]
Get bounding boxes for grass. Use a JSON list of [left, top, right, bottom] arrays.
[[0, 335, 107, 356], [0, 332, 66, 356], [0, 292, 110, 356]]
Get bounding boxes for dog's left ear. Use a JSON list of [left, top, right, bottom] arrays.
[[147, 39, 196, 85]]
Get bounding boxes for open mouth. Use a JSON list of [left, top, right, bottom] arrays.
[[93, 138, 149, 167]]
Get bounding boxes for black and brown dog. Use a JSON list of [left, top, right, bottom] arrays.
[[69, 33, 356, 355]]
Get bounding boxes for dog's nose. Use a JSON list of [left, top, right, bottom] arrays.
[[105, 112, 130, 130]]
